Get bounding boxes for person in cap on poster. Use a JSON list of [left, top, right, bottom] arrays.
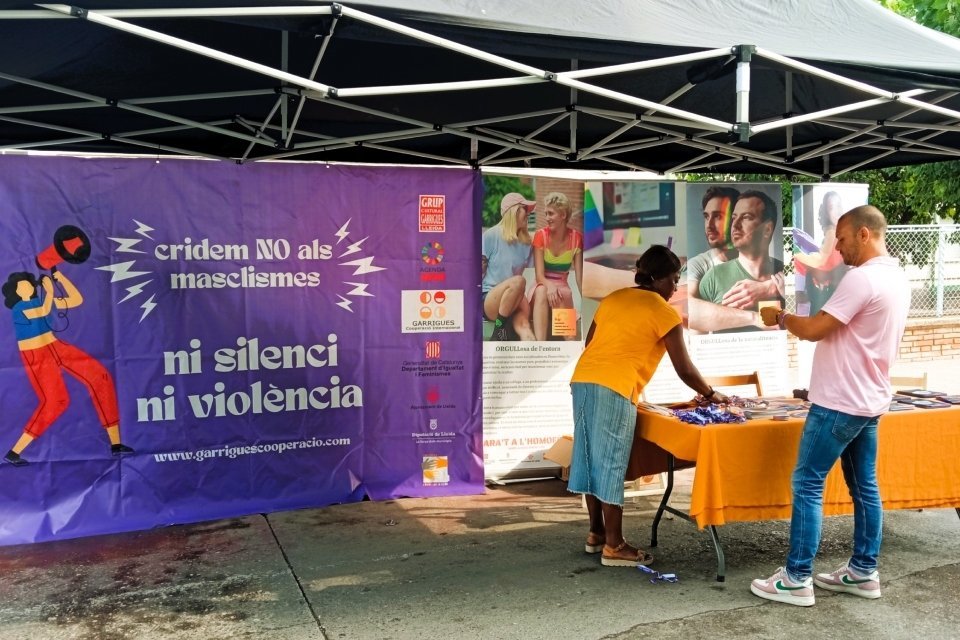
[[481, 192, 537, 341], [568, 244, 729, 568], [2, 269, 133, 466], [751, 206, 909, 606], [530, 192, 583, 341]]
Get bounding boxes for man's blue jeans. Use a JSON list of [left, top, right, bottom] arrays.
[[786, 403, 882, 582]]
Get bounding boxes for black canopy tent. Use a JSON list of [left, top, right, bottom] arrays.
[[2, 1, 960, 177]]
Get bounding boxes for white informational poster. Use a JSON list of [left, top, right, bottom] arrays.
[[480, 176, 794, 480], [480, 175, 586, 480], [482, 342, 580, 478]]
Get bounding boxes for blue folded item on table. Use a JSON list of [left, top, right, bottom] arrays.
[[673, 404, 746, 425]]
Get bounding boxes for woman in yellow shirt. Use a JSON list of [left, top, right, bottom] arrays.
[[569, 245, 729, 567]]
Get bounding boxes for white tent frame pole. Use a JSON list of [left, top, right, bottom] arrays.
[[558, 76, 732, 131], [240, 97, 283, 160], [587, 137, 680, 159], [633, 120, 787, 164], [576, 72, 708, 159], [363, 142, 472, 165], [755, 47, 898, 99], [668, 150, 718, 174], [259, 131, 448, 162], [832, 119, 960, 133], [41, 5, 334, 97], [565, 49, 733, 79], [816, 119, 960, 156], [479, 113, 571, 164], [291, 127, 438, 151], [110, 135, 227, 160], [33, 6, 335, 19], [598, 156, 659, 173], [0, 113, 103, 137], [286, 15, 340, 148], [0, 70, 274, 147], [117, 120, 235, 139], [280, 31, 289, 140], [338, 6, 733, 132], [755, 47, 960, 127], [337, 49, 733, 98], [315, 96, 570, 161], [832, 149, 898, 177], [117, 102, 272, 147], [785, 72, 793, 157], [579, 120, 641, 158], [483, 154, 542, 166], [448, 109, 569, 129], [0, 70, 106, 103], [0, 113, 223, 160], [1, 136, 100, 151], [0, 102, 103, 115], [679, 140, 821, 173], [792, 125, 881, 162], [474, 125, 570, 153], [897, 96, 960, 121], [735, 53, 750, 127], [126, 89, 277, 105], [569, 58, 578, 154], [338, 6, 547, 78], [574, 105, 725, 133], [751, 90, 928, 134], [337, 77, 542, 98]]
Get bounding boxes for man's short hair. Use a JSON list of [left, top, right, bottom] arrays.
[[737, 189, 778, 225], [701, 185, 741, 210], [841, 205, 887, 237]]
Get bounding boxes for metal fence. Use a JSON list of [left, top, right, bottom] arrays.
[[782, 224, 960, 318]]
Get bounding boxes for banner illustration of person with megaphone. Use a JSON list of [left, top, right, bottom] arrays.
[[1, 225, 133, 467]]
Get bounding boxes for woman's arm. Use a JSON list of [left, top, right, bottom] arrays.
[[49, 271, 84, 308], [794, 231, 838, 269]]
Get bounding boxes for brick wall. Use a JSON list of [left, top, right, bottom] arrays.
[[897, 317, 960, 362], [786, 316, 960, 367], [533, 178, 584, 231]]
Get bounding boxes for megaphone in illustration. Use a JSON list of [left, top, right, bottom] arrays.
[[35, 224, 91, 272]]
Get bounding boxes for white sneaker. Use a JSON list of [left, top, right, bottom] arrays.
[[814, 564, 881, 599], [750, 567, 815, 606]]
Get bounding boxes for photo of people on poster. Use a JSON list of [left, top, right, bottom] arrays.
[[684, 183, 785, 334], [792, 184, 869, 317]]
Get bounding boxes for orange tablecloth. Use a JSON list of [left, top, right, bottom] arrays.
[[632, 406, 960, 528]]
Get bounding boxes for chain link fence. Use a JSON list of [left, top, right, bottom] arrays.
[[782, 225, 960, 318]]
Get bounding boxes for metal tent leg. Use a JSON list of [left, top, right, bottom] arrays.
[[649, 453, 726, 581], [708, 525, 726, 582]]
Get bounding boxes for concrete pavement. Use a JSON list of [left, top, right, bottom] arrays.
[[1, 472, 958, 639], [3, 356, 958, 639]]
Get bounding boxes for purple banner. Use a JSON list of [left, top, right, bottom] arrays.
[[0, 156, 482, 545]]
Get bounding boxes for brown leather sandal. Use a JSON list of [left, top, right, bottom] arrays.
[[585, 532, 604, 554], [601, 540, 654, 567]]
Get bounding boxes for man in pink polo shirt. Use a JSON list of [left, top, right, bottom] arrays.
[[750, 205, 909, 606]]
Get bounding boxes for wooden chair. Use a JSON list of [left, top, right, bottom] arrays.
[[703, 371, 763, 397], [890, 372, 928, 390]]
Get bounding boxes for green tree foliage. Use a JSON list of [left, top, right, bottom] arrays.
[[481, 175, 535, 228], [875, 0, 960, 223], [685, 2, 960, 225]]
